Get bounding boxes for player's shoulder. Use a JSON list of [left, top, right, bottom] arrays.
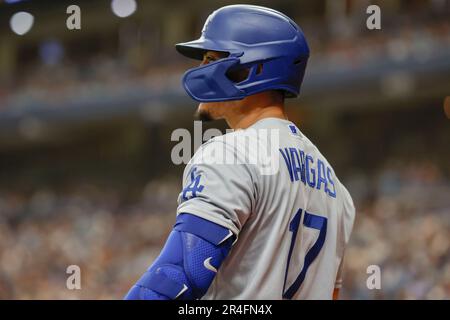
[[193, 127, 263, 160], [187, 127, 281, 181], [187, 130, 248, 168], [197, 117, 296, 151]]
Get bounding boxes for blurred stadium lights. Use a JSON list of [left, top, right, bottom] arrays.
[[4, 0, 29, 3], [39, 40, 64, 66], [9, 11, 34, 35], [111, 0, 137, 18]]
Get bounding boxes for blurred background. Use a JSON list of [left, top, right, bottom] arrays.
[[0, 0, 449, 299]]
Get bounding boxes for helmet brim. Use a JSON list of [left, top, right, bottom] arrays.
[[176, 38, 240, 60]]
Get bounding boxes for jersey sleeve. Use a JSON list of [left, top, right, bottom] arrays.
[[176, 138, 256, 237], [335, 256, 344, 289], [335, 185, 355, 290]]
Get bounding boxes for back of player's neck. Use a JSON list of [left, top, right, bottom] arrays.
[[229, 105, 287, 130]]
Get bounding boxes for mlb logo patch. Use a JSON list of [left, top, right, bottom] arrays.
[[289, 125, 297, 134], [287, 124, 302, 138]]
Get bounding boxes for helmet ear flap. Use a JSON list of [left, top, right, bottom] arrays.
[[226, 62, 264, 84], [225, 65, 250, 83], [293, 55, 307, 65], [182, 57, 247, 102], [256, 63, 263, 75]]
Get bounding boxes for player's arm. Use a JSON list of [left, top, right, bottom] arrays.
[[333, 288, 340, 300], [125, 139, 253, 300], [124, 213, 235, 300], [333, 255, 345, 300]]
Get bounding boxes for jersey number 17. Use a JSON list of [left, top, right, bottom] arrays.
[[282, 208, 328, 299]]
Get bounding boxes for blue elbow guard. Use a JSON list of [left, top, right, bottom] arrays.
[[124, 213, 235, 300]]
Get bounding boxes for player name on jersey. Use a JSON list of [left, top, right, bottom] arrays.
[[279, 147, 336, 198]]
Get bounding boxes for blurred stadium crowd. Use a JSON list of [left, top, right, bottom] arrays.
[[1, 12, 450, 111], [0, 0, 449, 299]]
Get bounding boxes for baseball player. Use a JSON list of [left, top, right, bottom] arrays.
[[125, 4, 355, 300]]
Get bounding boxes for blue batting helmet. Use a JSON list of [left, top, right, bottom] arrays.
[[176, 4, 310, 102]]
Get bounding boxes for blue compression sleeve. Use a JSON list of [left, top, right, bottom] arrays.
[[124, 213, 235, 300]]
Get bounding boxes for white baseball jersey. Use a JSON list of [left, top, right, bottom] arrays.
[[177, 118, 355, 299]]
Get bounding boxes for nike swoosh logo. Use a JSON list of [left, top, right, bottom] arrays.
[[203, 257, 218, 273], [175, 284, 188, 299], [218, 230, 234, 244]]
